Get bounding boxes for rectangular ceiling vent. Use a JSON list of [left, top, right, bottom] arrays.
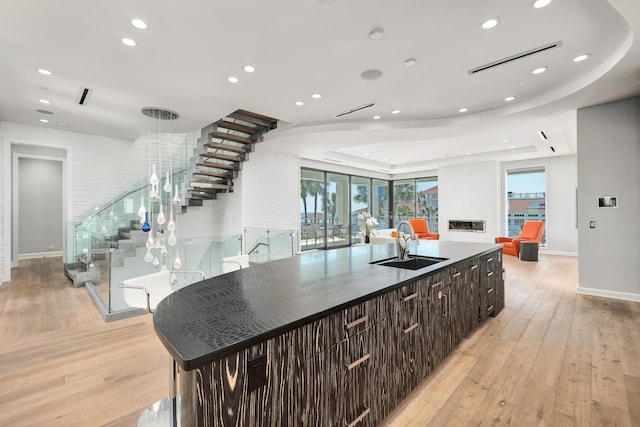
[[336, 102, 375, 118], [468, 41, 562, 75], [77, 87, 93, 105], [538, 130, 548, 140]]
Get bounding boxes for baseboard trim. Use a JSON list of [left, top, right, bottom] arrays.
[[540, 250, 578, 257], [576, 285, 640, 303], [19, 251, 63, 260]]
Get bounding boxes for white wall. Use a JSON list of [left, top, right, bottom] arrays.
[[576, 96, 640, 302], [0, 122, 140, 282], [438, 161, 500, 243], [500, 155, 578, 255]]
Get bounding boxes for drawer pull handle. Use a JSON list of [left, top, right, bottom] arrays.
[[452, 272, 461, 278], [487, 305, 494, 313], [487, 257, 494, 262], [345, 315, 369, 330], [487, 271, 494, 277], [402, 292, 418, 302], [403, 323, 419, 334], [346, 353, 370, 370], [442, 293, 450, 317], [487, 288, 494, 294], [432, 281, 443, 289], [346, 407, 370, 427], [471, 264, 478, 270]]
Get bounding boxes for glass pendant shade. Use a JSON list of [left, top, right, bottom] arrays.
[[144, 247, 153, 262], [149, 185, 160, 202], [173, 184, 181, 204], [167, 208, 176, 231], [173, 251, 182, 269], [146, 232, 154, 249], [170, 272, 178, 286], [160, 243, 168, 256], [168, 230, 177, 246], [142, 211, 151, 232], [137, 195, 146, 218], [152, 255, 160, 268], [157, 203, 166, 225], [149, 164, 159, 185], [163, 172, 172, 193]]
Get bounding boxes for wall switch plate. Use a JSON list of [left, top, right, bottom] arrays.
[[589, 221, 596, 229], [248, 354, 267, 392]]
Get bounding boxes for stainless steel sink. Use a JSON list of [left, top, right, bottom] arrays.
[[371, 255, 449, 270]]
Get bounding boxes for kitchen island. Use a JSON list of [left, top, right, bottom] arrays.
[[154, 240, 504, 426]]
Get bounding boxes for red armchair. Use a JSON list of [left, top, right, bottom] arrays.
[[495, 220, 545, 257], [409, 218, 440, 240]]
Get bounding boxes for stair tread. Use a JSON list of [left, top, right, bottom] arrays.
[[193, 170, 232, 179], [204, 142, 247, 154], [197, 161, 238, 171], [229, 109, 278, 129], [190, 181, 233, 190], [201, 152, 243, 162], [210, 131, 252, 145], [217, 120, 259, 135]]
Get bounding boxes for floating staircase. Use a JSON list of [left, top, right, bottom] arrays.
[[65, 109, 278, 287], [188, 109, 278, 206]]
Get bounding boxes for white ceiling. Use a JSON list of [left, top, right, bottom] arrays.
[[1, 0, 639, 174]]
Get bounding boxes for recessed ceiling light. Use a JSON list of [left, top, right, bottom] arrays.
[[531, 67, 547, 74], [573, 54, 589, 62], [39, 119, 49, 123], [502, 139, 509, 142], [373, 115, 381, 120], [465, 152, 471, 155], [369, 28, 385, 40], [427, 157, 433, 160], [228, 76, 239, 83], [244, 65, 255, 73], [403, 58, 417, 66], [37, 68, 52, 76], [459, 108, 468, 113], [391, 110, 400, 114], [39, 99, 50, 104], [361, 69, 383, 80], [311, 93, 322, 99], [121, 38, 136, 47], [510, 145, 516, 149], [131, 19, 148, 29], [481, 18, 499, 30], [58, 122, 66, 126], [533, 0, 552, 8], [505, 96, 516, 102], [294, 101, 304, 106]]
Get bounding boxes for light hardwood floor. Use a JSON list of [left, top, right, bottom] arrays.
[[0, 255, 638, 426]]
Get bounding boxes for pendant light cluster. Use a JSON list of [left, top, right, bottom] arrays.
[[139, 107, 183, 273]]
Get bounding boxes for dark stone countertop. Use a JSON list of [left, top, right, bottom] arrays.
[[153, 240, 501, 370]]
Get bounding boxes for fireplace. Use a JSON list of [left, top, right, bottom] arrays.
[[448, 220, 486, 232]]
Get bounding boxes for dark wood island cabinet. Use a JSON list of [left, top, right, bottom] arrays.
[[154, 241, 504, 426]]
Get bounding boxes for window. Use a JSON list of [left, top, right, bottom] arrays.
[[506, 168, 546, 246], [300, 169, 324, 250], [372, 179, 389, 229], [351, 176, 370, 244], [416, 177, 439, 232], [392, 177, 438, 230]]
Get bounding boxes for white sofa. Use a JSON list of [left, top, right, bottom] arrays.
[[369, 228, 397, 245]]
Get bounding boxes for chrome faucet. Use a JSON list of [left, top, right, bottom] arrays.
[[396, 221, 419, 262]]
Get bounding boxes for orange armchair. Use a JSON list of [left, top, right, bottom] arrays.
[[496, 220, 545, 257], [409, 218, 440, 240]]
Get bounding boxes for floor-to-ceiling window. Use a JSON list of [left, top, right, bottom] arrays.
[[351, 176, 370, 244], [300, 169, 324, 250], [393, 179, 416, 223], [300, 168, 439, 249], [392, 177, 438, 230], [506, 167, 546, 246], [372, 179, 389, 229], [326, 173, 350, 248], [416, 177, 439, 232]]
